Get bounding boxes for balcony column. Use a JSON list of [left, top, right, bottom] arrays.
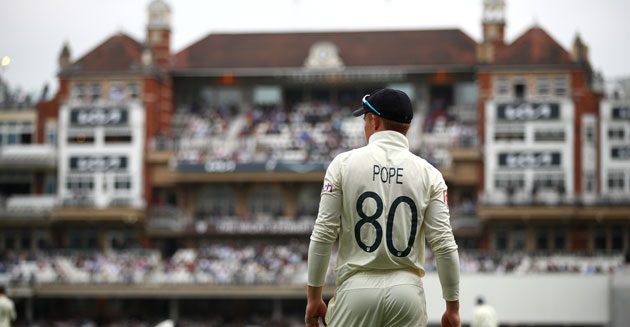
[[178, 186, 195, 220], [25, 297, 34, 322], [169, 298, 179, 322], [282, 184, 298, 219], [34, 172, 44, 194], [526, 225, 535, 252], [235, 184, 250, 218], [98, 228, 108, 251], [272, 298, 283, 321], [186, 186, 197, 219]]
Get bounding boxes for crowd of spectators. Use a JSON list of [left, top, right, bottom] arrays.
[[1, 246, 626, 287], [415, 102, 478, 168], [0, 242, 312, 286], [167, 104, 240, 164], [169, 102, 360, 166], [152, 98, 481, 169], [425, 250, 625, 274], [17, 316, 305, 327], [240, 102, 351, 163]]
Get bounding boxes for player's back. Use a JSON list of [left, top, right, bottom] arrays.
[[334, 130, 445, 286]]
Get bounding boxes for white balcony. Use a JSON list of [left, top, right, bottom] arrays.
[[0, 144, 57, 169], [0, 195, 56, 219]]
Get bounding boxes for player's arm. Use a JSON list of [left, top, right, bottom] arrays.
[[10, 300, 17, 321], [306, 155, 343, 326], [424, 171, 460, 327]]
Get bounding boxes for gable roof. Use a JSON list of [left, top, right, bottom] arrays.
[[69, 33, 144, 74], [172, 29, 478, 71], [494, 27, 572, 66]]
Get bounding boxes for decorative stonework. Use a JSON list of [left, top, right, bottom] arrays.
[[304, 41, 344, 70], [483, 0, 505, 23], [148, 0, 171, 30]]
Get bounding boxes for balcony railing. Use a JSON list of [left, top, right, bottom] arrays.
[[109, 197, 133, 208], [0, 195, 56, 219], [480, 191, 630, 206], [449, 104, 477, 124], [147, 206, 191, 232], [0, 144, 57, 168], [61, 197, 95, 207]]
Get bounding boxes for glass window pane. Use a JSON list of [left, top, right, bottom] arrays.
[[253, 86, 282, 105]]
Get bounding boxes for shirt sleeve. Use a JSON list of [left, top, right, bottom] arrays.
[[307, 240, 333, 287], [424, 170, 460, 301], [308, 155, 343, 286], [310, 155, 343, 244]]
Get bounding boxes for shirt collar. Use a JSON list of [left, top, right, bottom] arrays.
[[368, 130, 409, 149]]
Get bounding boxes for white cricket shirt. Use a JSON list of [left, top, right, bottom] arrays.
[[310, 130, 458, 292]]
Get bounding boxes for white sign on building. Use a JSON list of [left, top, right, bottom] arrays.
[[58, 102, 145, 208]]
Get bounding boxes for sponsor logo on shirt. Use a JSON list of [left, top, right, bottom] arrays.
[[322, 182, 334, 193]]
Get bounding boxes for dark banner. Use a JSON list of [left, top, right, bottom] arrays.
[[611, 146, 630, 160], [497, 103, 560, 121], [498, 152, 561, 169], [70, 107, 128, 126], [69, 156, 128, 172], [612, 107, 630, 120], [177, 160, 327, 173]]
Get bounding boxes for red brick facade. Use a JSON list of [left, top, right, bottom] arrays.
[[148, 28, 171, 68], [142, 75, 172, 206], [570, 70, 603, 194], [476, 71, 492, 193]]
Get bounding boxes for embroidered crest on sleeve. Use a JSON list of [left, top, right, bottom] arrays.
[[322, 182, 334, 193]]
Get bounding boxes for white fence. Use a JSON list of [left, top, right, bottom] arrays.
[[423, 273, 616, 325]]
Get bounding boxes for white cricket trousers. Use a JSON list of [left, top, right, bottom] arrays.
[[325, 269, 427, 327]]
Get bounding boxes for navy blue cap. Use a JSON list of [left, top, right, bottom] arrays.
[[352, 88, 413, 124]]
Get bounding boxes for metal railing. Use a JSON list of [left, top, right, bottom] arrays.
[[480, 191, 630, 206], [0, 195, 56, 219], [0, 144, 57, 168]]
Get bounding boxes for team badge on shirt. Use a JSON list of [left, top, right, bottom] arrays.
[[322, 182, 334, 193]]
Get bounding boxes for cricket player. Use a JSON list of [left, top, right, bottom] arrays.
[[471, 297, 498, 327], [0, 285, 16, 327], [305, 88, 460, 327]]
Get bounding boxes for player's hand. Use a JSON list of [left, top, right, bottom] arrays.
[[305, 298, 327, 327], [441, 300, 460, 327], [441, 311, 460, 327]]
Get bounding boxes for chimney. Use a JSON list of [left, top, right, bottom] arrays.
[[58, 41, 71, 70], [571, 33, 589, 64], [146, 0, 171, 68]]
